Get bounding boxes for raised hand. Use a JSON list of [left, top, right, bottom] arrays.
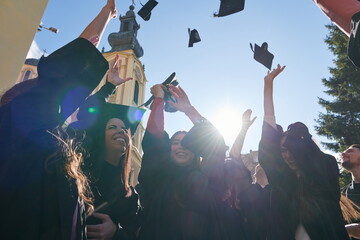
[[106, 0, 118, 19], [230, 109, 256, 159], [264, 64, 286, 84], [241, 109, 257, 130], [150, 84, 165, 99], [167, 85, 192, 113], [107, 55, 133, 86], [263, 64, 285, 127]]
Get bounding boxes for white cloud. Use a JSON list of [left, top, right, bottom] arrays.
[[26, 40, 45, 59]]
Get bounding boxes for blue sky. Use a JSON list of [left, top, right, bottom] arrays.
[[31, 0, 338, 155]]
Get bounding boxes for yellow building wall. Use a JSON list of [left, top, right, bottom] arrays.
[[17, 64, 38, 83], [0, 0, 49, 94]]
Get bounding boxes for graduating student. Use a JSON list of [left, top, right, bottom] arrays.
[[70, 56, 144, 240], [258, 64, 349, 239], [138, 84, 230, 240], [0, 1, 118, 239], [226, 109, 270, 240]]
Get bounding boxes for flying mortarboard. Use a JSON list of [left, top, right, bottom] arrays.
[[250, 42, 274, 70], [141, 72, 179, 113], [348, 12, 360, 68], [214, 0, 245, 17], [137, 0, 158, 21], [188, 28, 201, 47]]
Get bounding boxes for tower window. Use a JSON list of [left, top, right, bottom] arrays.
[[123, 22, 129, 31], [133, 81, 139, 104], [23, 70, 32, 81]]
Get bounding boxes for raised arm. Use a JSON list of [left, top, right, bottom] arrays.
[[79, 0, 118, 46], [167, 85, 204, 124], [263, 64, 286, 129], [146, 84, 166, 139], [230, 109, 256, 159], [107, 54, 133, 86], [74, 55, 132, 123]]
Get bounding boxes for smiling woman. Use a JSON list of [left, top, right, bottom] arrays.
[[105, 118, 130, 158]]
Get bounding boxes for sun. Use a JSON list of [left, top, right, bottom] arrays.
[[211, 107, 244, 146]]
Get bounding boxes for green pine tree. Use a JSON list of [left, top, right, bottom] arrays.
[[315, 24, 360, 152]]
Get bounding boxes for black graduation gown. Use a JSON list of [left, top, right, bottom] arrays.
[[228, 156, 271, 240], [86, 161, 140, 240], [0, 38, 108, 240], [138, 121, 241, 240], [69, 81, 140, 240], [258, 122, 350, 240]]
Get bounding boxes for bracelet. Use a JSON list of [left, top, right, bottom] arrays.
[[194, 117, 207, 125]]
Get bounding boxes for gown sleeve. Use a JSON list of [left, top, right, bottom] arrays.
[[76, 81, 116, 122], [138, 97, 171, 196]]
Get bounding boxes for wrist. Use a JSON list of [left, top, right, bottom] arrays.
[[184, 105, 194, 115], [154, 95, 164, 100], [241, 125, 250, 131], [107, 80, 117, 87]]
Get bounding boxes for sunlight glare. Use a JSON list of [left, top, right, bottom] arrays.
[[211, 107, 244, 146]]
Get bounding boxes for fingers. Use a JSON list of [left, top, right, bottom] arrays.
[[243, 109, 252, 117], [250, 116, 257, 125], [168, 88, 180, 100], [87, 224, 101, 232], [112, 55, 120, 70], [123, 77, 133, 82], [92, 212, 110, 222], [168, 85, 181, 96], [167, 100, 177, 108], [178, 85, 188, 97], [150, 84, 165, 98]]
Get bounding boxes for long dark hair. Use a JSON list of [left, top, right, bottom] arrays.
[[340, 193, 360, 223], [282, 122, 324, 177], [85, 119, 133, 197], [170, 130, 200, 169], [282, 122, 343, 224], [47, 128, 94, 213], [170, 130, 188, 144]]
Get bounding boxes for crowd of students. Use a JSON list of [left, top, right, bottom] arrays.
[[2, 0, 360, 240]]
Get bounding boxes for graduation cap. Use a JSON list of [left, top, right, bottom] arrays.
[[100, 103, 145, 134], [141, 72, 179, 113], [188, 28, 201, 47], [37, 37, 109, 85], [74, 102, 146, 135], [348, 12, 360, 68], [214, 0, 245, 17], [37, 38, 109, 121], [250, 42, 274, 70], [181, 120, 227, 158], [137, 0, 158, 21]]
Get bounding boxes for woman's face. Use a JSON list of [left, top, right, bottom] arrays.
[[170, 133, 195, 166], [105, 118, 130, 154], [280, 135, 298, 171]]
